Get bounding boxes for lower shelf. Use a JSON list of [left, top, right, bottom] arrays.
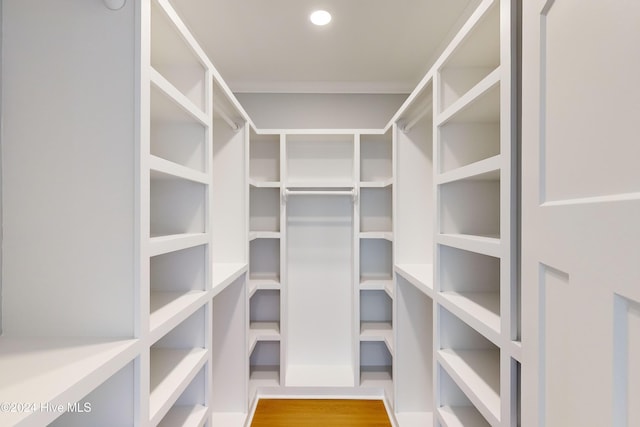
[[0, 337, 138, 427], [157, 404, 209, 427], [437, 349, 500, 426], [437, 405, 490, 427], [150, 348, 208, 425], [249, 366, 281, 399], [360, 367, 393, 402]]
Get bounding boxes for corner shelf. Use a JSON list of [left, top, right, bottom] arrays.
[[360, 277, 394, 298], [249, 322, 281, 353], [360, 322, 394, 354], [360, 231, 393, 241], [249, 231, 281, 241], [360, 178, 393, 188], [249, 179, 280, 188]]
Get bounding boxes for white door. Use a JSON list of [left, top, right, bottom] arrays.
[[521, 1, 640, 426]]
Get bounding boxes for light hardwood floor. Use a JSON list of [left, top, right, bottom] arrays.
[[250, 399, 393, 427]]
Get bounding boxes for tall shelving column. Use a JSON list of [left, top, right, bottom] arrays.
[[433, 0, 518, 426], [358, 131, 395, 402], [145, 0, 217, 424], [392, 83, 436, 427], [248, 130, 283, 400]]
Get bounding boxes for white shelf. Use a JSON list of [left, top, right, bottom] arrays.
[[360, 367, 393, 400], [150, 233, 209, 257], [249, 231, 281, 241], [437, 234, 500, 258], [150, 348, 208, 426], [360, 231, 393, 241], [395, 412, 434, 427], [437, 349, 500, 426], [150, 155, 209, 184], [249, 366, 280, 398], [360, 178, 393, 188], [285, 181, 355, 189], [158, 404, 209, 427], [361, 322, 394, 354], [212, 262, 248, 296], [394, 263, 434, 298], [150, 67, 209, 126], [149, 290, 209, 343], [249, 276, 281, 297], [437, 405, 490, 427], [437, 155, 500, 185], [360, 277, 394, 298], [0, 337, 138, 427], [436, 68, 500, 126], [249, 322, 281, 353], [249, 179, 280, 188], [438, 291, 500, 344]]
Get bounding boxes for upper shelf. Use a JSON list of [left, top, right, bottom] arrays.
[[436, 70, 500, 127], [250, 131, 280, 183], [438, 0, 500, 113], [360, 132, 392, 183], [286, 134, 355, 185], [151, 0, 208, 114]]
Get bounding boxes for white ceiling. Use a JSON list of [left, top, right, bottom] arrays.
[[171, 0, 478, 94]]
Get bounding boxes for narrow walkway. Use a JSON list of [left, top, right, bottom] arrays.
[[251, 399, 393, 427]]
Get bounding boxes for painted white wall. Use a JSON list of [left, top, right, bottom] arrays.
[[235, 93, 407, 129], [1, 0, 135, 336]]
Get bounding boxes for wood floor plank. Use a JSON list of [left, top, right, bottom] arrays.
[[251, 399, 392, 427]]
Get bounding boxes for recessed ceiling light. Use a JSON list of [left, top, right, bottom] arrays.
[[310, 10, 332, 26]]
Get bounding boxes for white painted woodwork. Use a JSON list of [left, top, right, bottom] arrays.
[[286, 195, 354, 387], [2, 0, 135, 338], [521, 1, 640, 426], [0, 0, 530, 425]]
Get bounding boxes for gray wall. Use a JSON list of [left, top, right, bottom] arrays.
[[235, 93, 408, 130]]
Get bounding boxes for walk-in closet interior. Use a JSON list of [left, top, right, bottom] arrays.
[[2, 0, 640, 426]]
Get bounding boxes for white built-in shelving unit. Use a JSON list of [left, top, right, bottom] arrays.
[[433, 0, 517, 425], [2, 0, 518, 426], [388, 0, 517, 425], [248, 130, 283, 399], [1, 1, 250, 425]]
